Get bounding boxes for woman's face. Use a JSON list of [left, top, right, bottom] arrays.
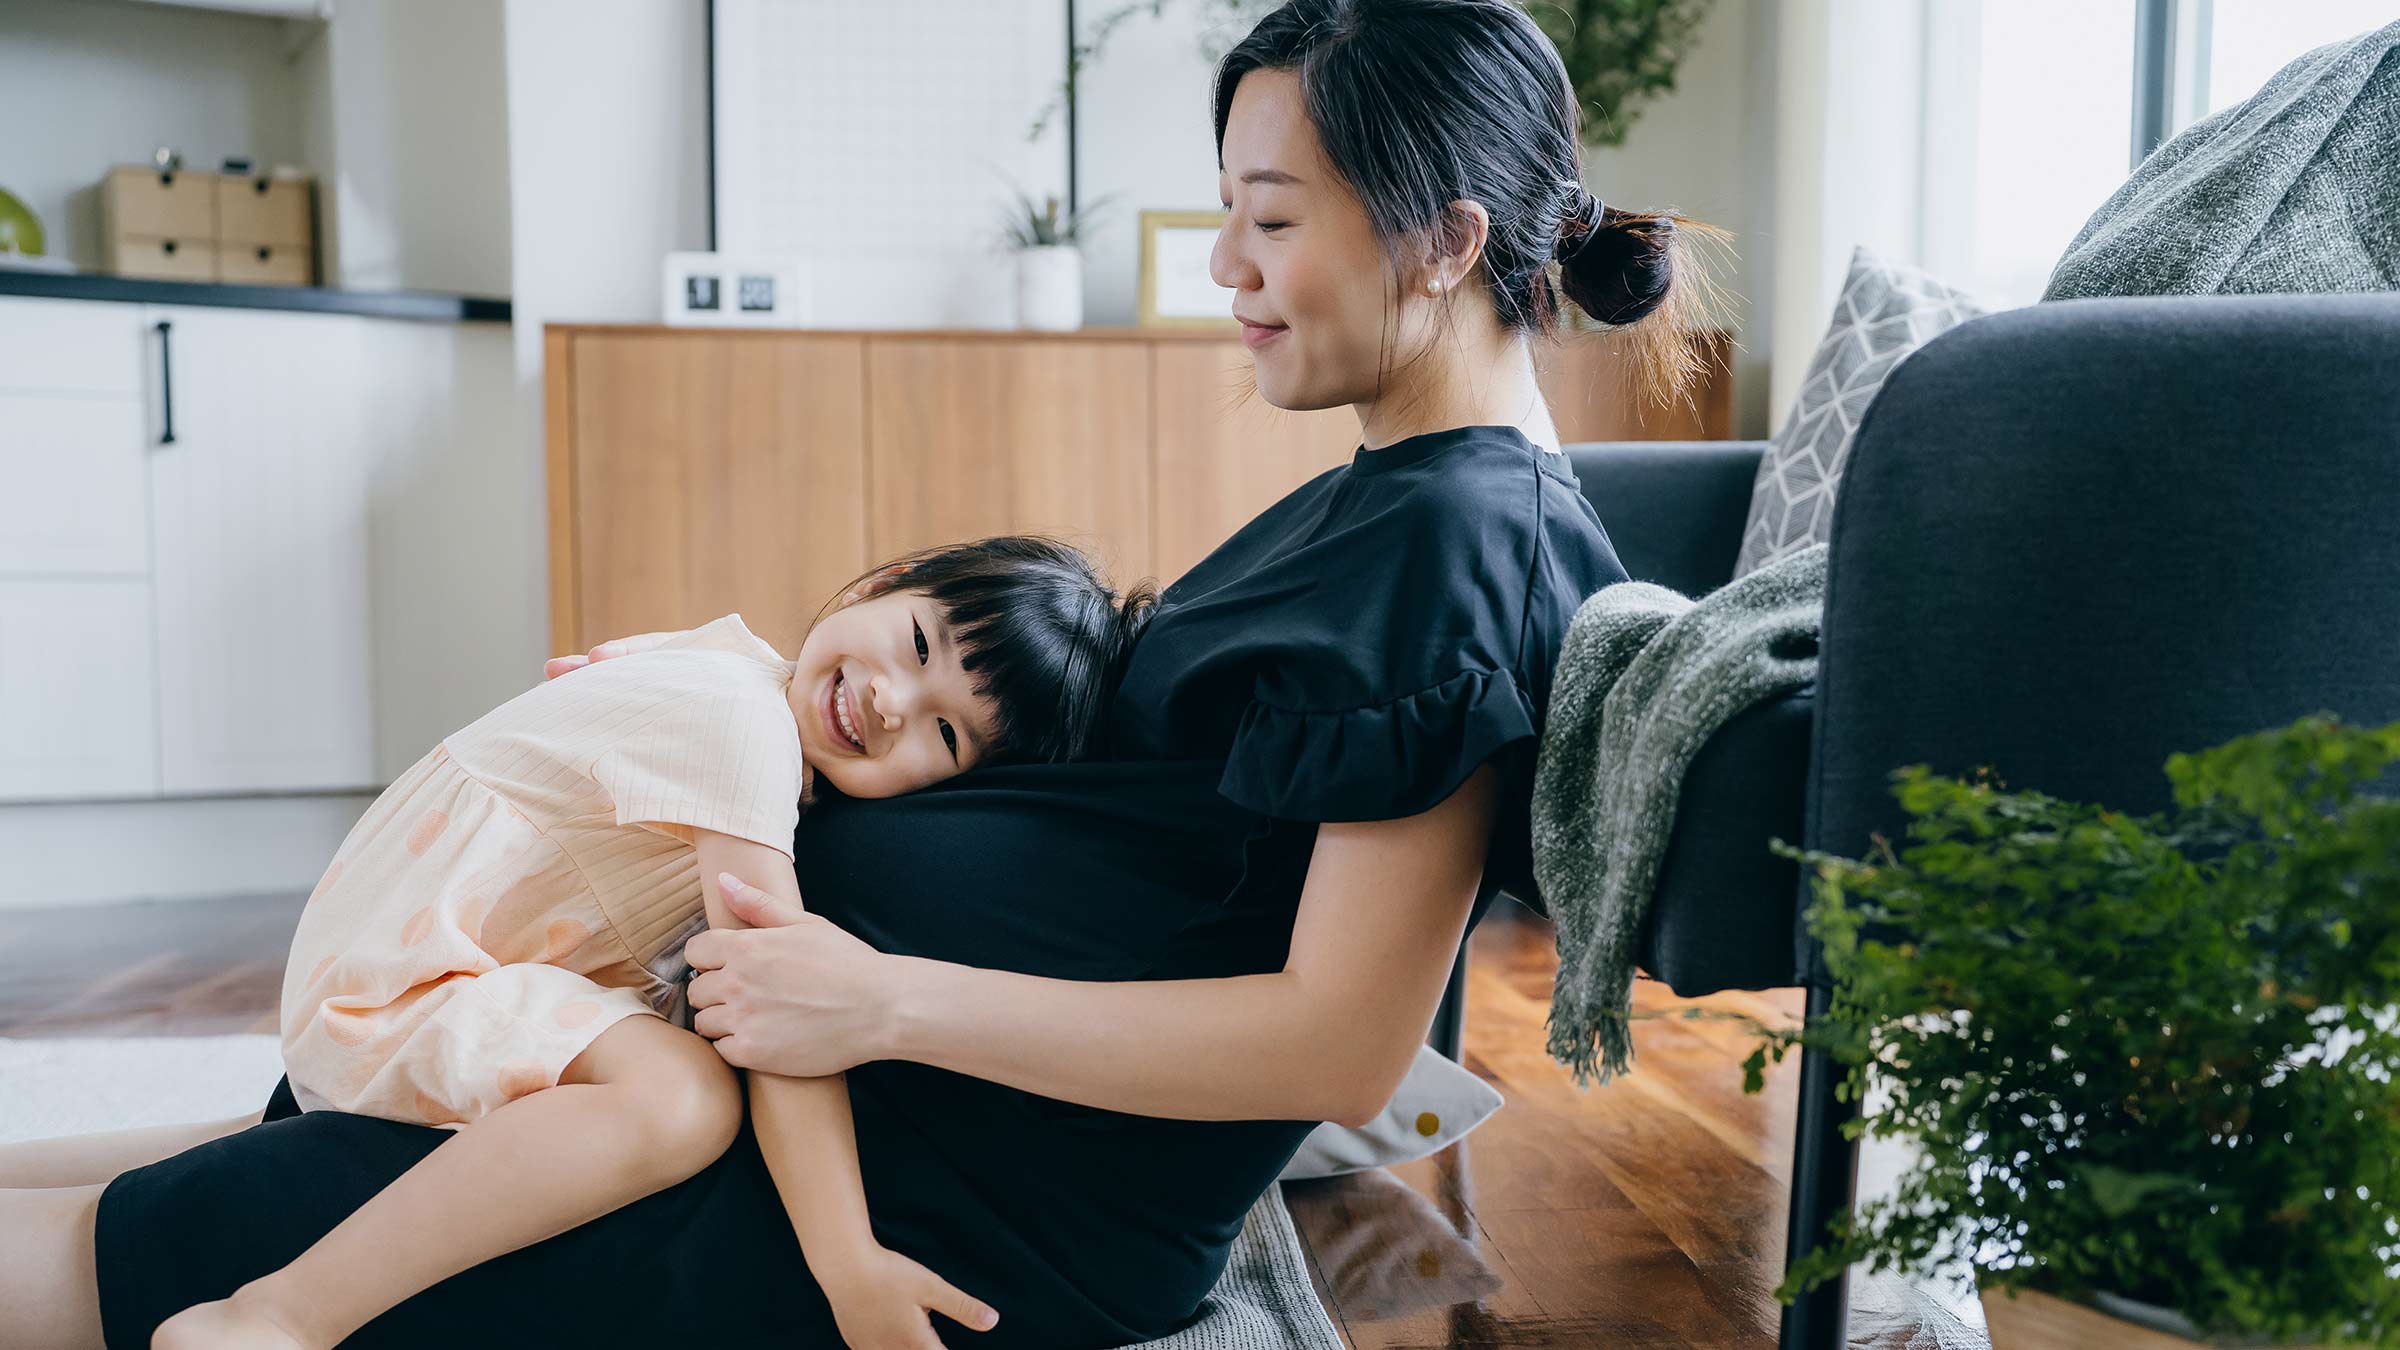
[[1214, 68, 1434, 412], [789, 589, 997, 799]]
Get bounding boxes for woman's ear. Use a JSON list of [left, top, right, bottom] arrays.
[[1419, 199, 1492, 294]]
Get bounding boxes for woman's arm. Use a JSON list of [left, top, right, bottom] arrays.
[[542, 630, 684, 681], [693, 764, 1498, 1126]]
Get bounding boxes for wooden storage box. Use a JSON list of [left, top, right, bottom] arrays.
[[101, 167, 219, 281], [99, 167, 318, 285], [217, 241, 312, 287], [213, 175, 312, 248]]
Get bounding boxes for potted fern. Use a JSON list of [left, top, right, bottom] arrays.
[[1751, 713, 2400, 1349]]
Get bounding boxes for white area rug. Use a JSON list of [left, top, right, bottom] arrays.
[[0, 1035, 1341, 1350]]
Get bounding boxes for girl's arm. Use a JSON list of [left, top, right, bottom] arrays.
[[692, 834, 998, 1345], [690, 834, 876, 1258], [697, 764, 1500, 1127]]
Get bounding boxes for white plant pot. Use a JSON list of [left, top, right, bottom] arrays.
[[1016, 245, 1083, 331]]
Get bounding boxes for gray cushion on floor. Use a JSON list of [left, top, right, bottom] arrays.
[[2044, 19, 2400, 299]]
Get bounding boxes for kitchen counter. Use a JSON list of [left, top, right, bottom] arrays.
[[0, 267, 510, 323]]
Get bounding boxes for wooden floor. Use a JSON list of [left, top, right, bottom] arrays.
[[0, 893, 1979, 1349]]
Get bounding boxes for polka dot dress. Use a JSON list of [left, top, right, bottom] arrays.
[[279, 616, 806, 1129]]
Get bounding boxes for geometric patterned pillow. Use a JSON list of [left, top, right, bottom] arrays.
[[1734, 246, 1986, 578]]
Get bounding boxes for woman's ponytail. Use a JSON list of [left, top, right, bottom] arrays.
[[1553, 184, 1734, 418]]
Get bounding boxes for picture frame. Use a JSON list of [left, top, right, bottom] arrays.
[[1137, 210, 1238, 329], [660, 251, 811, 327]]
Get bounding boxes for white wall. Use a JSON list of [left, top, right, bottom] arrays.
[[0, 0, 309, 269], [502, 0, 710, 665], [297, 0, 513, 295], [1579, 0, 1779, 439]]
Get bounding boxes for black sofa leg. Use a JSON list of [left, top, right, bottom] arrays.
[[1427, 937, 1468, 1060], [1778, 981, 1861, 1350]]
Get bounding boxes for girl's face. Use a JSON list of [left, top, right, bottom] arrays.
[[1212, 67, 1447, 413], [788, 588, 999, 799]]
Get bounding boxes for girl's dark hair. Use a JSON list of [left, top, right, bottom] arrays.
[[815, 536, 1156, 767], [1213, 0, 1730, 411]]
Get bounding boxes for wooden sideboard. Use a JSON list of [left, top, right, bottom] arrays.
[[544, 324, 1731, 656]]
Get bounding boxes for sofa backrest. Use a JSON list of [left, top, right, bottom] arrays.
[[1562, 440, 1767, 599]]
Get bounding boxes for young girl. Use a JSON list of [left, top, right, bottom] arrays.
[[151, 535, 1154, 1350]]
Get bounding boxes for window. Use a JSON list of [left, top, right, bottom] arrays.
[[2187, 0, 2395, 125], [1939, 0, 2388, 308]]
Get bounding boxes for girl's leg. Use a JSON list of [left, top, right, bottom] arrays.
[[0, 1109, 265, 1189], [154, 1014, 741, 1350], [0, 1183, 107, 1350]]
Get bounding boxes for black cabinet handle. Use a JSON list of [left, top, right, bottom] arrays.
[[156, 320, 177, 446]]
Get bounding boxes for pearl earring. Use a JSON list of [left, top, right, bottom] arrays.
[[1425, 280, 1441, 295]]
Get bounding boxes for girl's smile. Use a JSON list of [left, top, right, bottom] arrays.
[[821, 667, 868, 755]]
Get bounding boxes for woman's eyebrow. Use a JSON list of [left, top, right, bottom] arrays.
[[1239, 168, 1305, 186]]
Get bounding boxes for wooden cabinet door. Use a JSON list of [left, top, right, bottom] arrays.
[[146, 305, 377, 794], [1150, 341, 1355, 585], [866, 338, 1152, 588], [1539, 328, 1735, 443], [563, 333, 868, 657]]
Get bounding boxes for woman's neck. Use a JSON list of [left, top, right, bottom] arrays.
[[1355, 326, 1562, 454]]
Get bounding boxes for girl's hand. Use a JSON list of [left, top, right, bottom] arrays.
[[541, 630, 680, 680], [685, 873, 903, 1077], [817, 1245, 999, 1349]]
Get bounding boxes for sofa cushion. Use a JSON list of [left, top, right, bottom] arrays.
[[1734, 247, 1984, 578], [2044, 20, 2400, 299]]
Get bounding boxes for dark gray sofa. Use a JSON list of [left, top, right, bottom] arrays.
[[1548, 292, 2400, 1349]]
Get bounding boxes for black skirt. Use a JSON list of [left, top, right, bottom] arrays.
[[95, 760, 1319, 1349]]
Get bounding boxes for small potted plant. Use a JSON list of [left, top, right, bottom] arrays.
[[1749, 713, 2400, 1348], [1000, 188, 1110, 332]]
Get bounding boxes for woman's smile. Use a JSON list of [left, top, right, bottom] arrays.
[[1238, 317, 1288, 349]]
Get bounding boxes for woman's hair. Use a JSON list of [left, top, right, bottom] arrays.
[[815, 536, 1157, 767], [1213, 0, 1731, 411]]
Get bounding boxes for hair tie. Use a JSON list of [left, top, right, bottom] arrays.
[[1554, 188, 1608, 264]]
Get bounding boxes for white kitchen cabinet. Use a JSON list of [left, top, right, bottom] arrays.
[[0, 295, 381, 801], [0, 581, 162, 799], [0, 393, 151, 575], [0, 298, 151, 577], [146, 305, 377, 794]]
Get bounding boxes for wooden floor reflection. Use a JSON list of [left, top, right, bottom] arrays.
[[0, 893, 1977, 1348], [1284, 902, 1979, 1349]]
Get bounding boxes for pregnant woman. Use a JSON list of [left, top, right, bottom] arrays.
[[3, 2, 1723, 1345]]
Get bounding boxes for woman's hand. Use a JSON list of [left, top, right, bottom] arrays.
[[684, 874, 904, 1077], [816, 1244, 999, 1349], [541, 630, 680, 680]]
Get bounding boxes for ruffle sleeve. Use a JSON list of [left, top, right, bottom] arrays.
[[1215, 666, 1537, 823]]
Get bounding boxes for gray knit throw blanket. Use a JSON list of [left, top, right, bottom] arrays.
[[1532, 543, 1828, 1087]]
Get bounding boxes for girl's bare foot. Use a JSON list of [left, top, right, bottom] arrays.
[[151, 1289, 314, 1350]]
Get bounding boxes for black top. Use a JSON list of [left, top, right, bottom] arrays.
[[91, 424, 1627, 1350], [1111, 423, 1627, 912]]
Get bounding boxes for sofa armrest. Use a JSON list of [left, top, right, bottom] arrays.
[[1563, 441, 1766, 599], [1811, 293, 2400, 892]]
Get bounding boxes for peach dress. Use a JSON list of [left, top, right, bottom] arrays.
[[279, 615, 806, 1129]]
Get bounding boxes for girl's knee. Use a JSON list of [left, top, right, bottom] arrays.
[[627, 1033, 743, 1172]]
